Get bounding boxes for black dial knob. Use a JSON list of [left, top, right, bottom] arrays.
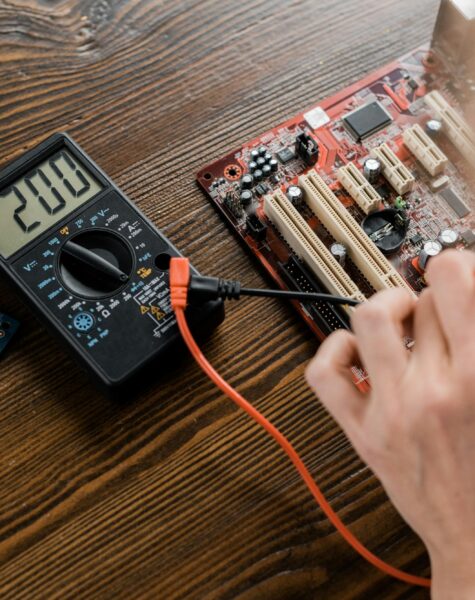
[[58, 230, 134, 299]]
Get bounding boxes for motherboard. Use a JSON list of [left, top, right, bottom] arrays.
[[197, 45, 475, 345]]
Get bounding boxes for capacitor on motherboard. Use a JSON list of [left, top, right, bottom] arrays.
[[437, 228, 459, 248], [363, 157, 382, 184], [258, 146, 267, 156], [257, 157, 266, 168], [286, 185, 303, 206], [240, 189, 253, 207], [426, 119, 443, 137], [241, 173, 254, 189], [248, 160, 258, 173], [262, 164, 272, 178], [330, 243, 347, 267], [264, 152, 273, 163], [269, 158, 278, 172], [250, 149, 259, 161], [253, 169, 263, 182], [418, 240, 443, 270]]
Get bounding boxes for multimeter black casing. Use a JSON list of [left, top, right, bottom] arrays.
[[0, 133, 224, 395]]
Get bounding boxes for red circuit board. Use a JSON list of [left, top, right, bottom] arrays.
[[197, 44, 475, 368]]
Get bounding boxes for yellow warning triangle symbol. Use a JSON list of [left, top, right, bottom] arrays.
[[140, 305, 150, 315], [151, 305, 164, 318]]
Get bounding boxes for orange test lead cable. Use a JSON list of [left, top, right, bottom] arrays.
[[169, 257, 431, 589]]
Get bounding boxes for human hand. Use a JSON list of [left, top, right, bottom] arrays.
[[306, 250, 475, 599]]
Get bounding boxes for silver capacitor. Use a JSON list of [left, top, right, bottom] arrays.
[[418, 240, 443, 270], [286, 185, 304, 206], [426, 119, 443, 137], [438, 228, 459, 248], [363, 158, 382, 184], [330, 242, 347, 267]]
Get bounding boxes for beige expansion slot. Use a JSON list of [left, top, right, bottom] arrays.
[[337, 162, 382, 214], [263, 189, 365, 309], [424, 90, 475, 166], [370, 143, 415, 194], [402, 123, 448, 176], [298, 170, 416, 297]]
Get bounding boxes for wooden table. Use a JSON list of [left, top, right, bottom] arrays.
[[0, 1, 438, 597]]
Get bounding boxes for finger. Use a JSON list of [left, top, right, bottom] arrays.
[[425, 250, 475, 356], [306, 330, 366, 438], [412, 289, 449, 370], [350, 289, 416, 391]]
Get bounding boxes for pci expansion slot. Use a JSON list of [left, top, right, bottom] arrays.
[[425, 90, 475, 166], [337, 162, 382, 214], [402, 123, 448, 176], [370, 143, 415, 194], [298, 170, 416, 297], [263, 189, 365, 312]]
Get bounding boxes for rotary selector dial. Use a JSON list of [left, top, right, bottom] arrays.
[[58, 230, 133, 299]]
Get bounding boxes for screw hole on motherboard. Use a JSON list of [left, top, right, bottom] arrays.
[[202, 172, 212, 181], [224, 164, 242, 181], [155, 253, 172, 271]]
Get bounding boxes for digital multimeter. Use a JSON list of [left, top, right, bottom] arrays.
[[0, 133, 224, 394]]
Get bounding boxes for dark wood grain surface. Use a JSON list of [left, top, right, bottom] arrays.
[[0, 1, 439, 598]]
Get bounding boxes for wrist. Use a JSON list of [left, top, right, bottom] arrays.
[[430, 553, 475, 600]]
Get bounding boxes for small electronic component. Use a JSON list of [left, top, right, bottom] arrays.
[[394, 196, 407, 209], [286, 185, 304, 206], [276, 147, 295, 164], [240, 189, 253, 207], [418, 240, 443, 270], [262, 164, 272, 178], [440, 187, 471, 218], [241, 174, 253, 189], [224, 192, 243, 217], [0, 313, 19, 356], [363, 157, 382, 183], [407, 78, 419, 90], [253, 169, 263, 182], [426, 119, 443, 137], [461, 229, 475, 247], [330, 243, 347, 267], [295, 133, 319, 166], [246, 214, 267, 241], [430, 175, 450, 191], [342, 101, 393, 142], [254, 182, 269, 196], [438, 228, 459, 247], [411, 233, 424, 245], [362, 208, 409, 254]]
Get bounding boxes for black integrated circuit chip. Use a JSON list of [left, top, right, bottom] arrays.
[[342, 101, 393, 141], [440, 187, 470, 218]]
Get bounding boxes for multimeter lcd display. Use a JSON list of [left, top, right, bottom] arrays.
[[0, 149, 103, 258]]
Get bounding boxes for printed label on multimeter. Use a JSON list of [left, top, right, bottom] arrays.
[[0, 313, 19, 356]]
